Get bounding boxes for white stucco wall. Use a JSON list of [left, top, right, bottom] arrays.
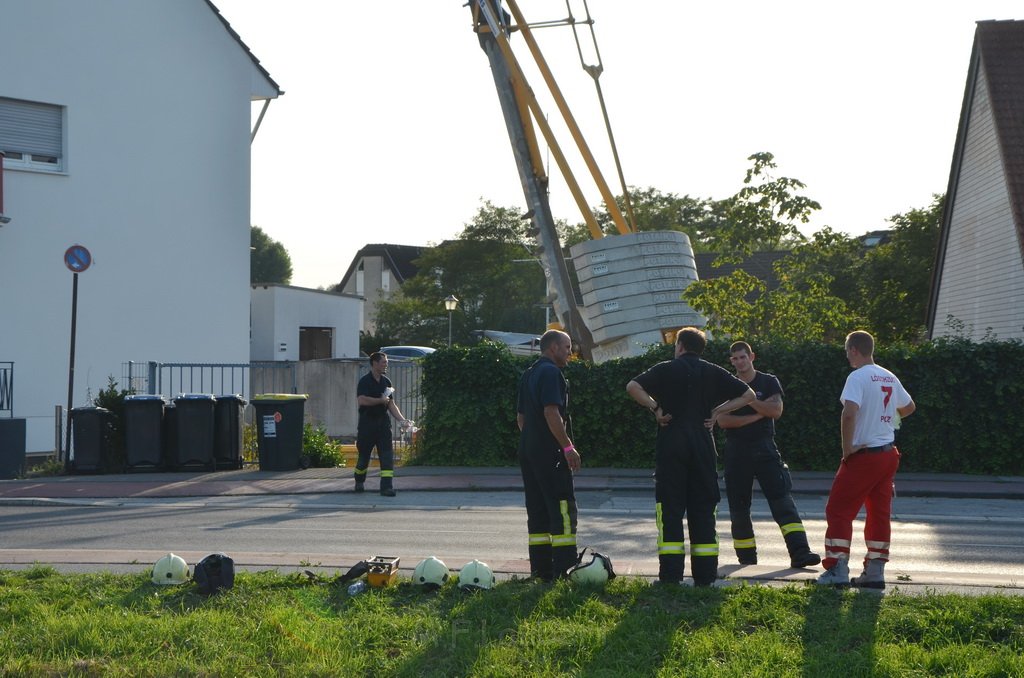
[[0, 0, 277, 453], [250, 285, 363, 361]]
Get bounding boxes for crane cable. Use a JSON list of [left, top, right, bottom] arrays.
[[567, 0, 637, 234]]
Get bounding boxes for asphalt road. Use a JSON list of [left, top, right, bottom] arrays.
[[2, 491, 1021, 594]]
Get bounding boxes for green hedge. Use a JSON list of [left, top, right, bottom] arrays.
[[417, 337, 1024, 475]]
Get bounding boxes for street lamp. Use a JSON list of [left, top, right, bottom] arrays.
[[444, 294, 459, 347]]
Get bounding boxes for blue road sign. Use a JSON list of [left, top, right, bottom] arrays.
[[64, 245, 91, 273]]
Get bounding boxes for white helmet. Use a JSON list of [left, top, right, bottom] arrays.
[[458, 559, 495, 590], [412, 556, 450, 588], [569, 549, 616, 585], [152, 553, 190, 585]]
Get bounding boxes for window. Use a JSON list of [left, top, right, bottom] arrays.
[[0, 97, 64, 172]]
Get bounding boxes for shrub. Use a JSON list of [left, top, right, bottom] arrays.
[[302, 423, 344, 468]]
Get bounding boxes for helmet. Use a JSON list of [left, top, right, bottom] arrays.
[[413, 556, 450, 588], [458, 559, 495, 590], [152, 553, 189, 585], [569, 549, 616, 585]]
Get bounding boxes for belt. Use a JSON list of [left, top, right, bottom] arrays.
[[861, 443, 894, 453]]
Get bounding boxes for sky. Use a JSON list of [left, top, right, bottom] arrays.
[[213, 0, 1022, 290]]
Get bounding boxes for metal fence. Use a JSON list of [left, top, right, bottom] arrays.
[[0, 362, 12, 417], [123, 361, 298, 399], [120, 359, 426, 440]]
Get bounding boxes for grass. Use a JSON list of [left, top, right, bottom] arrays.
[[1, 566, 1022, 677]]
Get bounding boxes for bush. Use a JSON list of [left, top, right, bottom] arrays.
[[414, 337, 1024, 475], [91, 376, 134, 472], [302, 423, 344, 468]]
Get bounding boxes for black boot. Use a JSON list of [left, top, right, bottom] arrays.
[[528, 543, 553, 582], [658, 554, 685, 585]]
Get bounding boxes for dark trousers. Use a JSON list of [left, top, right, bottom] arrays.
[[723, 437, 811, 561], [355, 418, 394, 490], [519, 446, 578, 580], [654, 424, 720, 585]]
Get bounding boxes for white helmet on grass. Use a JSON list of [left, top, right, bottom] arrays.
[[458, 559, 495, 591], [152, 553, 189, 585]]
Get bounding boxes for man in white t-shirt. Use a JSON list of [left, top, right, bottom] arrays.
[[816, 330, 916, 589]]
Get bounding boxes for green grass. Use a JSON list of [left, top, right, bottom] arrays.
[[1, 567, 1022, 677]]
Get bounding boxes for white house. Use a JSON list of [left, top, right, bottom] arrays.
[[250, 284, 363, 361], [0, 1, 281, 454], [335, 243, 425, 335], [928, 20, 1024, 341]]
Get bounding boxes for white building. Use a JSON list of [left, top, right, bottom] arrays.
[[0, 1, 281, 454], [928, 20, 1024, 341], [250, 284, 363, 362]]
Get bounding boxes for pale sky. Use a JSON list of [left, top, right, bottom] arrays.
[[213, 1, 1021, 290]]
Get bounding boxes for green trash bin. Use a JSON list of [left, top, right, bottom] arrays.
[[252, 394, 308, 471]]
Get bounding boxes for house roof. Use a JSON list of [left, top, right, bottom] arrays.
[[204, 1, 283, 97], [693, 250, 789, 289], [978, 21, 1024, 257], [336, 243, 427, 291], [927, 20, 1024, 334]]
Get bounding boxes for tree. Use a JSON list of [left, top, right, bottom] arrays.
[[250, 225, 292, 284], [563, 187, 723, 250], [856, 194, 944, 343], [705, 152, 819, 260], [374, 201, 547, 346], [683, 155, 859, 342]]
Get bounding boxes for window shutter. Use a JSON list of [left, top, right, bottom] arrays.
[[0, 98, 63, 157]]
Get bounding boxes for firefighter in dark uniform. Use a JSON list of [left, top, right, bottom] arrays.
[[516, 329, 582, 581], [354, 352, 409, 497], [718, 341, 820, 568], [627, 327, 754, 586]]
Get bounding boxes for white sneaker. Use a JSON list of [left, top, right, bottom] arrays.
[[816, 560, 850, 588]]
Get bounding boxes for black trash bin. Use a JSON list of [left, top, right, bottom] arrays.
[[252, 394, 308, 471], [123, 395, 165, 472], [213, 394, 247, 470], [70, 406, 114, 474], [0, 418, 27, 479], [171, 394, 216, 470]]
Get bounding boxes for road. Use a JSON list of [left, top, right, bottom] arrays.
[[1, 491, 1022, 593]]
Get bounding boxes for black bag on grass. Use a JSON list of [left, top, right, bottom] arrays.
[[194, 552, 235, 595]]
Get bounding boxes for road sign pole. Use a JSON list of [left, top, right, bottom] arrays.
[[64, 272, 78, 464]]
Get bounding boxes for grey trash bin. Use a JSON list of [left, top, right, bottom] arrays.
[[123, 395, 165, 471]]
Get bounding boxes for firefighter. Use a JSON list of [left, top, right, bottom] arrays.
[[627, 327, 754, 586], [516, 329, 582, 581], [717, 341, 821, 569], [354, 352, 410, 496]]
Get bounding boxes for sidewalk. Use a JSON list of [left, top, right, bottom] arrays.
[[2, 465, 1023, 501]]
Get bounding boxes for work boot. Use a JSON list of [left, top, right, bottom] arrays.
[[815, 559, 850, 588], [380, 487, 396, 497], [851, 559, 886, 590], [353, 481, 364, 494], [790, 551, 822, 569], [737, 552, 758, 566]]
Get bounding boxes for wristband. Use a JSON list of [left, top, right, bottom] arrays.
[[562, 445, 575, 453]]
